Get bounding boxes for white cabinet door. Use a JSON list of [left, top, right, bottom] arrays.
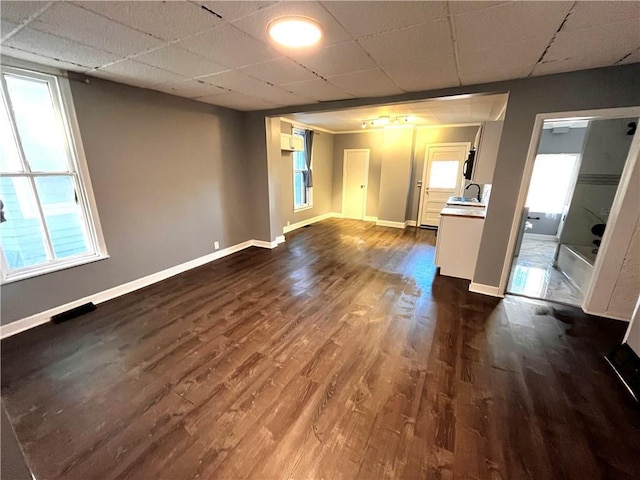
[[436, 215, 485, 280]]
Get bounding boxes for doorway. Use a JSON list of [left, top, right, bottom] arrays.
[[506, 114, 639, 306], [342, 149, 369, 220], [418, 143, 470, 227]]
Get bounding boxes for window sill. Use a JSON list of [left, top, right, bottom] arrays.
[[1, 253, 110, 285], [294, 205, 314, 213]]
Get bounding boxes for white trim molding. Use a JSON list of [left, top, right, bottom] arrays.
[[405, 220, 417, 227], [283, 211, 337, 234], [364, 215, 378, 222], [376, 219, 406, 229], [469, 282, 504, 297], [275, 235, 286, 245], [0, 238, 277, 339]]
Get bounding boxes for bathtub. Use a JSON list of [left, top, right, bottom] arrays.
[[556, 244, 596, 293]]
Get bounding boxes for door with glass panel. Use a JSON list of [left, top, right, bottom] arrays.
[[419, 143, 470, 227]]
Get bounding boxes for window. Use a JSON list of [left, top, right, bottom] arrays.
[[293, 128, 312, 210], [0, 66, 106, 283], [526, 153, 580, 213]]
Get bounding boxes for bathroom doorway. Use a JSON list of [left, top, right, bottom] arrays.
[[506, 113, 638, 306]]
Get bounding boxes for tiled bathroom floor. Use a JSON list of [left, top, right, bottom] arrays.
[[507, 236, 584, 306]]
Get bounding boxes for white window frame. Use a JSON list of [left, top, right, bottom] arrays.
[[292, 128, 312, 211], [0, 64, 108, 284]]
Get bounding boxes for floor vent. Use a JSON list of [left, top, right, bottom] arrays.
[[51, 302, 97, 324], [605, 343, 640, 402]]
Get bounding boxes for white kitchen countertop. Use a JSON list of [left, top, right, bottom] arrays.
[[440, 206, 486, 219]]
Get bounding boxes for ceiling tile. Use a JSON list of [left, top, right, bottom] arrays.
[[544, 19, 640, 64], [193, 1, 278, 22], [448, 1, 510, 15], [151, 78, 228, 98], [1, 20, 19, 41], [30, 2, 164, 57], [232, 1, 351, 48], [321, 1, 448, 38], [561, 1, 640, 32], [454, 1, 572, 52], [4, 27, 122, 69], [381, 55, 459, 92], [93, 59, 187, 86], [131, 44, 228, 78], [176, 23, 281, 69], [0, 1, 50, 24], [458, 36, 549, 77], [460, 66, 531, 85], [0, 45, 92, 73], [327, 68, 404, 98], [196, 91, 281, 111], [619, 48, 640, 65], [357, 19, 453, 65], [74, 1, 220, 42], [280, 77, 352, 102], [239, 57, 318, 85], [289, 41, 376, 77]]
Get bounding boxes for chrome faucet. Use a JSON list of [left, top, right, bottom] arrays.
[[465, 183, 481, 202]]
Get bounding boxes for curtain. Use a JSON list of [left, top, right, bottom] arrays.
[[303, 129, 314, 188]]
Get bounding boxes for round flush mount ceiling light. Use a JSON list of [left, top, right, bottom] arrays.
[[268, 16, 322, 48]]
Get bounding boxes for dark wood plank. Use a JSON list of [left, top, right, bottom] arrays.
[[2, 218, 639, 480]]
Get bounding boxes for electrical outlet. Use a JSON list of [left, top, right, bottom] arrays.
[[214, 241, 219, 250]]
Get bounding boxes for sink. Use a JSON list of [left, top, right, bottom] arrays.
[[447, 196, 485, 207]]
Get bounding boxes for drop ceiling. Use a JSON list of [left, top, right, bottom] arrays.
[[282, 93, 509, 133], [1, 1, 638, 112]]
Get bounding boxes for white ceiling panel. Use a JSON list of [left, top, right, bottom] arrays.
[[382, 55, 459, 92], [327, 68, 404, 98], [0, 44, 92, 73], [458, 36, 549, 78], [193, 1, 278, 22], [0, 1, 50, 24], [1, 20, 20, 41], [454, 1, 572, 52], [131, 44, 228, 78], [619, 49, 640, 65], [4, 27, 122, 69], [30, 2, 164, 57], [289, 41, 376, 77], [74, 1, 220, 42], [561, 1, 640, 32], [176, 23, 281, 69], [197, 91, 280, 110], [151, 78, 228, 98], [460, 66, 531, 86], [320, 1, 448, 38], [239, 57, 318, 85], [232, 1, 351, 48], [544, 19, 640, 64], [280, 77, 351, 102], [357, 19, 453, 65], [448, 1, 510, 15], [93, 59, 187, 87]]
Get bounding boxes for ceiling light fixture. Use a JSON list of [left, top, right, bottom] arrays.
[[360, 115, 414, 128], [268, 16, 322, 48]]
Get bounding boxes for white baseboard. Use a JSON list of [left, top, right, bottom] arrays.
[[0, 238, 274, 340], [275, 235, 286, 245], [582, 306, 630, 322], [469, 282, 504, 297], [283, 211, 337, 234], [405, 220, 417, 227], [376, 219, 406, 229], [364, 215, 378, 222]]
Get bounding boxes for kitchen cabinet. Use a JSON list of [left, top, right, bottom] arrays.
[[280, 133, 304, 151], [473, 120, 503, 184], [435, 207, 486, 280]]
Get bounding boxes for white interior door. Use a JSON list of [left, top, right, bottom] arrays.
[[342, 149, 369, 220], [419, 143, 470, 227]]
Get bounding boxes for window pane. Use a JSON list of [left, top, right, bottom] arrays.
[[5, 74, 69, 172], [293, 150, 306, 170], [294, 172, 304, 207], [526, 154, 579, 213], [0, 93, 22, 172], [428, 160, 459, 189], [0, 177, 48, 268], [34, 176, 90, 259]]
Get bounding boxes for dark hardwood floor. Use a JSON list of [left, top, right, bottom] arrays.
[[2, 219, 639, 480]]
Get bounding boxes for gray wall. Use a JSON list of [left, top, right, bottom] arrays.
[[560, 118, 635, 247], [378, 127, 415, 223], [1, 77, 257, 324]]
